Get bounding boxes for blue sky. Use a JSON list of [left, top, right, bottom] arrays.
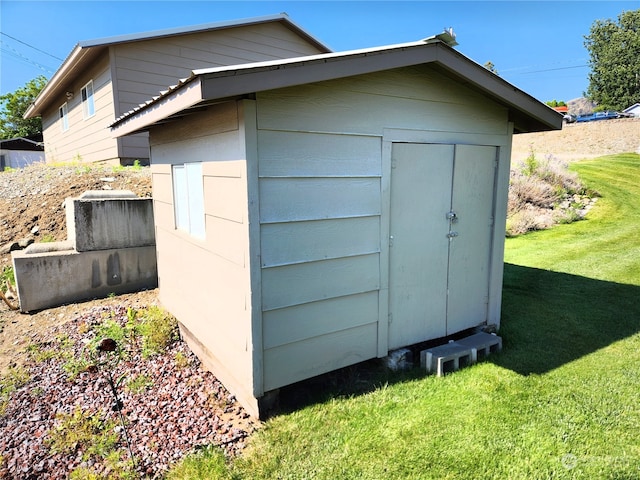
[[1, 1, 638, 103]]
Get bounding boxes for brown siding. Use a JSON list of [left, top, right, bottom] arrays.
[[42, 55, 118, 164], [112, 22, 325, 117]]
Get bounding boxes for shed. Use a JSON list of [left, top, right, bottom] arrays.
[[0, 134, 44, 170], [111, 34, 562, 416]]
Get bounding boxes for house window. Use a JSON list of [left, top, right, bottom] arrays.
[[81, 80, 95, 119], [59, 103, 69, 131], [172, 162, 205, 239]]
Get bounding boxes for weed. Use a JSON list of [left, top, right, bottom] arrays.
[[0, 266, 15, 289], [0, 366, 30, 415], [47, 407, 120, 461], [26, 342, 58, 362], [137, 306, 179, 358], [174, 351, 191, 369], [40, 234, 56, 243], [126, 373, 153, 393]]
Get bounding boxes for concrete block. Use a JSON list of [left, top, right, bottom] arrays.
[[455, 332, 502, 362], [420, 342, 474, 376], [12, 246, 157, 312], [66, 192, 154, 252]]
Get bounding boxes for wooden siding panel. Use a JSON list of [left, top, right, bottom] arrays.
[[150, 130, 242, 165], [259, 177, 380, 223], [261, 217, 380, 267], [261, 254, 380, 311], [155, 227, 249, 350], [263, 322, 378, 391], [258, 131, 381, 177], [152, 199, 174, 230], [205, 215, 247, 267], [151, 103, 239, 146], [43, 55, 118, 163], [113, 23, 324, 118], [256, 67, 507, 136], [203, 176, 247, 223], [263, 291, 379, 349]]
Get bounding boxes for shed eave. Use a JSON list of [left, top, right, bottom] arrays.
[[112, 40, 562, 135], [110, 77, 205, 137]]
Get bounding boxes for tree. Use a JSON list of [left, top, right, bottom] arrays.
[[584, 9, 640, 111], [0, 76, 47, 140]]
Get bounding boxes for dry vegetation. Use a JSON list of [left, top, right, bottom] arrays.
[[507, 117, 639, 236]]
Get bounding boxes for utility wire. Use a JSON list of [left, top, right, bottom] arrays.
[[0, 32, 63, 61], [1, 42, 56, 74]]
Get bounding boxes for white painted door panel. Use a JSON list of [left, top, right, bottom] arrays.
[[388, 143, 496, 350], [388, 143, 453, 349], [447, 145, 496, 334]]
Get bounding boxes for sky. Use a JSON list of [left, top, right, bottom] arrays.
[[1, 0, 639, 103]]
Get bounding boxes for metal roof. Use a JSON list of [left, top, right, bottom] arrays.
[[24, 13, 330, 119], [110, 36, 562, 135]]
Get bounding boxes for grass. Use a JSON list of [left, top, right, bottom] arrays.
[[168, 153, 640, 479]]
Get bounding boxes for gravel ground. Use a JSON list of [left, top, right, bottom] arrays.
[[1, 303, 256, 479]]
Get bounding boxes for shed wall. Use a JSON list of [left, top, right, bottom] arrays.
[[256, 64, 511, 391], [148, 102, 258, 412]]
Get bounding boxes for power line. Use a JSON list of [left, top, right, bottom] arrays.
[[0, 32, 63, 61], [1, 41, 56, 74]]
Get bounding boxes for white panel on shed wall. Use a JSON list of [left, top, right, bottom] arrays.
[[261, 254, 380, 311], [259, 177, 380, 223], [263, 291, 379, 349], [260, 217, 380, 267], [263, 323, 378, 391], [258, 130, 381, 177]]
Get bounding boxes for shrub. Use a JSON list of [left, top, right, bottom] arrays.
[[507, 149, 597, 236]]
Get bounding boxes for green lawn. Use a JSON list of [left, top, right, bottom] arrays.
[[169, 153, 640, 480]]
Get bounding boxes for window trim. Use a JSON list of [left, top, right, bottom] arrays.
[[172, 162, 206, 239], [59, 103, 69, 132], [81, 80, 95, 119]]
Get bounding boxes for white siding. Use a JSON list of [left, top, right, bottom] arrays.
[[256, 64, 509, 391]]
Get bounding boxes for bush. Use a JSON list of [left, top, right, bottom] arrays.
[[507, 149, 597, 236]]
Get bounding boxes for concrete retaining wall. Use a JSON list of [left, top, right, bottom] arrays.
[[66, 191, 155, 252], [12, 245, 157, 312], [12, 190, 157, 312]]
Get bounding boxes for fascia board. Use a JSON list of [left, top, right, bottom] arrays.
[[200, 42, 440, 101], [110, 77, 204, 137]]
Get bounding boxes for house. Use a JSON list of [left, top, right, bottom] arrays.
[[0, 134, 45, 170], [623, 103, 640, 117], [23, 14, 330, 165], [111, 31, 562, 417]]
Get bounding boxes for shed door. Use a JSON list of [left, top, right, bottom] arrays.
[[388, 143, 497, 350]]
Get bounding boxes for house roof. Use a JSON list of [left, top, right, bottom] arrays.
[[109, 35, 562, 136], [0, 134, 44, 151], [623, 103, 640, 112], [24, 13, 331, 119]]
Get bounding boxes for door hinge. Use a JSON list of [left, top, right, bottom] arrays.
[[388, 313, 393, 324], [389, 235, 394, 247]]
